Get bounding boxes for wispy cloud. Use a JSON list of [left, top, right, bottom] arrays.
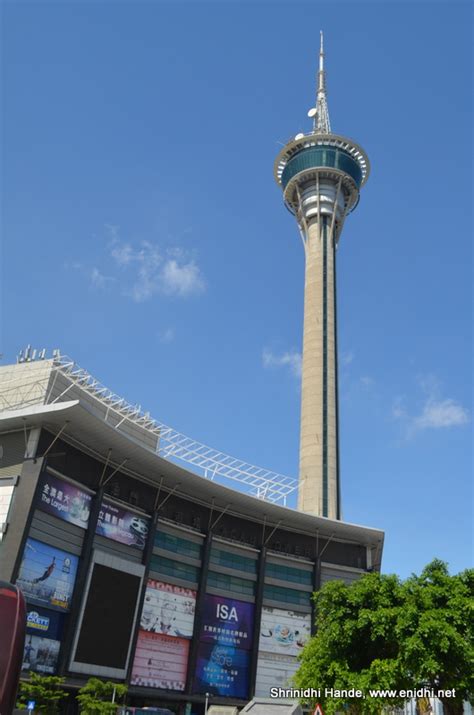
[[341, 350, 354, 366], [90, 267, 115, 289], [359, 375, 374, 388], [392, 375, 469, 436], [158, 328, 175, 344], [262, 348, 302, 378], [161, 255, 206, 297], [70, 224, 207, 303], [413, 398, 469, 430]]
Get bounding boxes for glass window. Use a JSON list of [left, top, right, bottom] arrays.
[[150, 555, 199, 583], [207, 571, 255, 597], [209, 548, 257, 574], [154, 530, 202, 559], [265, 562, 313, 585], [263, 584, 312, 607]]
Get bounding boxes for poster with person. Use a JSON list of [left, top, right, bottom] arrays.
[[16, 538, 79, 612]]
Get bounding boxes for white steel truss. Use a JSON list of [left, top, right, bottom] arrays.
[[3, 351, 298, 505]]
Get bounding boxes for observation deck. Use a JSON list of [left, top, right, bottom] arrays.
[[274, 132, 370, 219]]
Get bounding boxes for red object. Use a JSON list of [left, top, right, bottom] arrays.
[[0, 581, 26, 715], [312, 705, 324, 715]]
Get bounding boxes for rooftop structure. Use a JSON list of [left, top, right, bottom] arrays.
[[0, 347, 297, 505]]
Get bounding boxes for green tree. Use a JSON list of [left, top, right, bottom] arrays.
[[16, 673, 67, 714], [76, 678, 127, 714], [398, 560, 474, 715], [293, 560, 474, 715]]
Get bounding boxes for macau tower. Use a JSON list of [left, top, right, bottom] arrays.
[[274, 33, 370, 519]]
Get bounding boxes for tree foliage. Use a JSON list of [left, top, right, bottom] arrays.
[[16, 673, 67, 714], [77, 678, 127, 714], [294, 560, 474, 715]]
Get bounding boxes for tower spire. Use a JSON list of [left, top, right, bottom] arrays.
[[312, 30, 331, 134]]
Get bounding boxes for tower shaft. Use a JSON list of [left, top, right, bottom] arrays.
[[274, 34, 369, 520], [298, 180, 342, 519]]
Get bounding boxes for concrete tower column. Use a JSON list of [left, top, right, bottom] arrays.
[[298, 182, 341, 519], [274, 32, 369, 520]]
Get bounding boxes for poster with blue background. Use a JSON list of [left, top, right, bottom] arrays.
[[194, 642, 250, 698], [199, 594, 254, 648], [193, 594, 254, 698], [16, 538, 79, 611]]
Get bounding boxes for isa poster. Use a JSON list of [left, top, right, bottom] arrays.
[[199, 594, 254, 649], [16, 538, 79, 612], [194, 642, 250, 698], [131, 632, 189, 691], [38, 474, 91, 529], [96, 501, 149, 550]]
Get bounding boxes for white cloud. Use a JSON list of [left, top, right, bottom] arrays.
[[341, 350, 354, 366], [413, 398, 469, 430], [90, 267, 115, 289], [392, 377, 469, 436], [262, 348, 302, 378], [359, 375, 374, 388], [159, 328, 175, 344], [161, 258, 206, 297], [98, 225, 207, 302]]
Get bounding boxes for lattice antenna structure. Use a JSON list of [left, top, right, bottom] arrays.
[[313, 30, 331, 134]]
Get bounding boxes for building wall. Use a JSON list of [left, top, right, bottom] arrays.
[[5, 430, 371, 710]]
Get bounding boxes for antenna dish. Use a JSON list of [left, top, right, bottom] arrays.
[[294, 133, 305, 140], [307, 107, 317, 118]]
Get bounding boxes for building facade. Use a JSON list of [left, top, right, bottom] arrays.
[[0, 357, 384, 714]]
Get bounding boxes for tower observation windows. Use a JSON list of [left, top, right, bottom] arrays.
[[281, 146, 363, 190]]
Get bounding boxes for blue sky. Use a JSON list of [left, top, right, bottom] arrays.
[[2, 1, 472, 579]]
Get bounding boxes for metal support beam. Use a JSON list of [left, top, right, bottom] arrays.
[[264, 520, 283, 546], [210, 503, 232, 531], [41, 422, 69, 458]]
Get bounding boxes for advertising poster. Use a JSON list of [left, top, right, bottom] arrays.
[[194, 642, 250, 698], [140, 580, 196, 637], [22, 635, 61, 674], [258, 606, 311, 656], [199, 594, 254, 649], [26, 605, 64, 641], [16, 538, 79, 612], [255, 651, 299, 697], [38, 474, 91, 529], [96, 501, 149, 550], [130, 631, 189, 691]]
